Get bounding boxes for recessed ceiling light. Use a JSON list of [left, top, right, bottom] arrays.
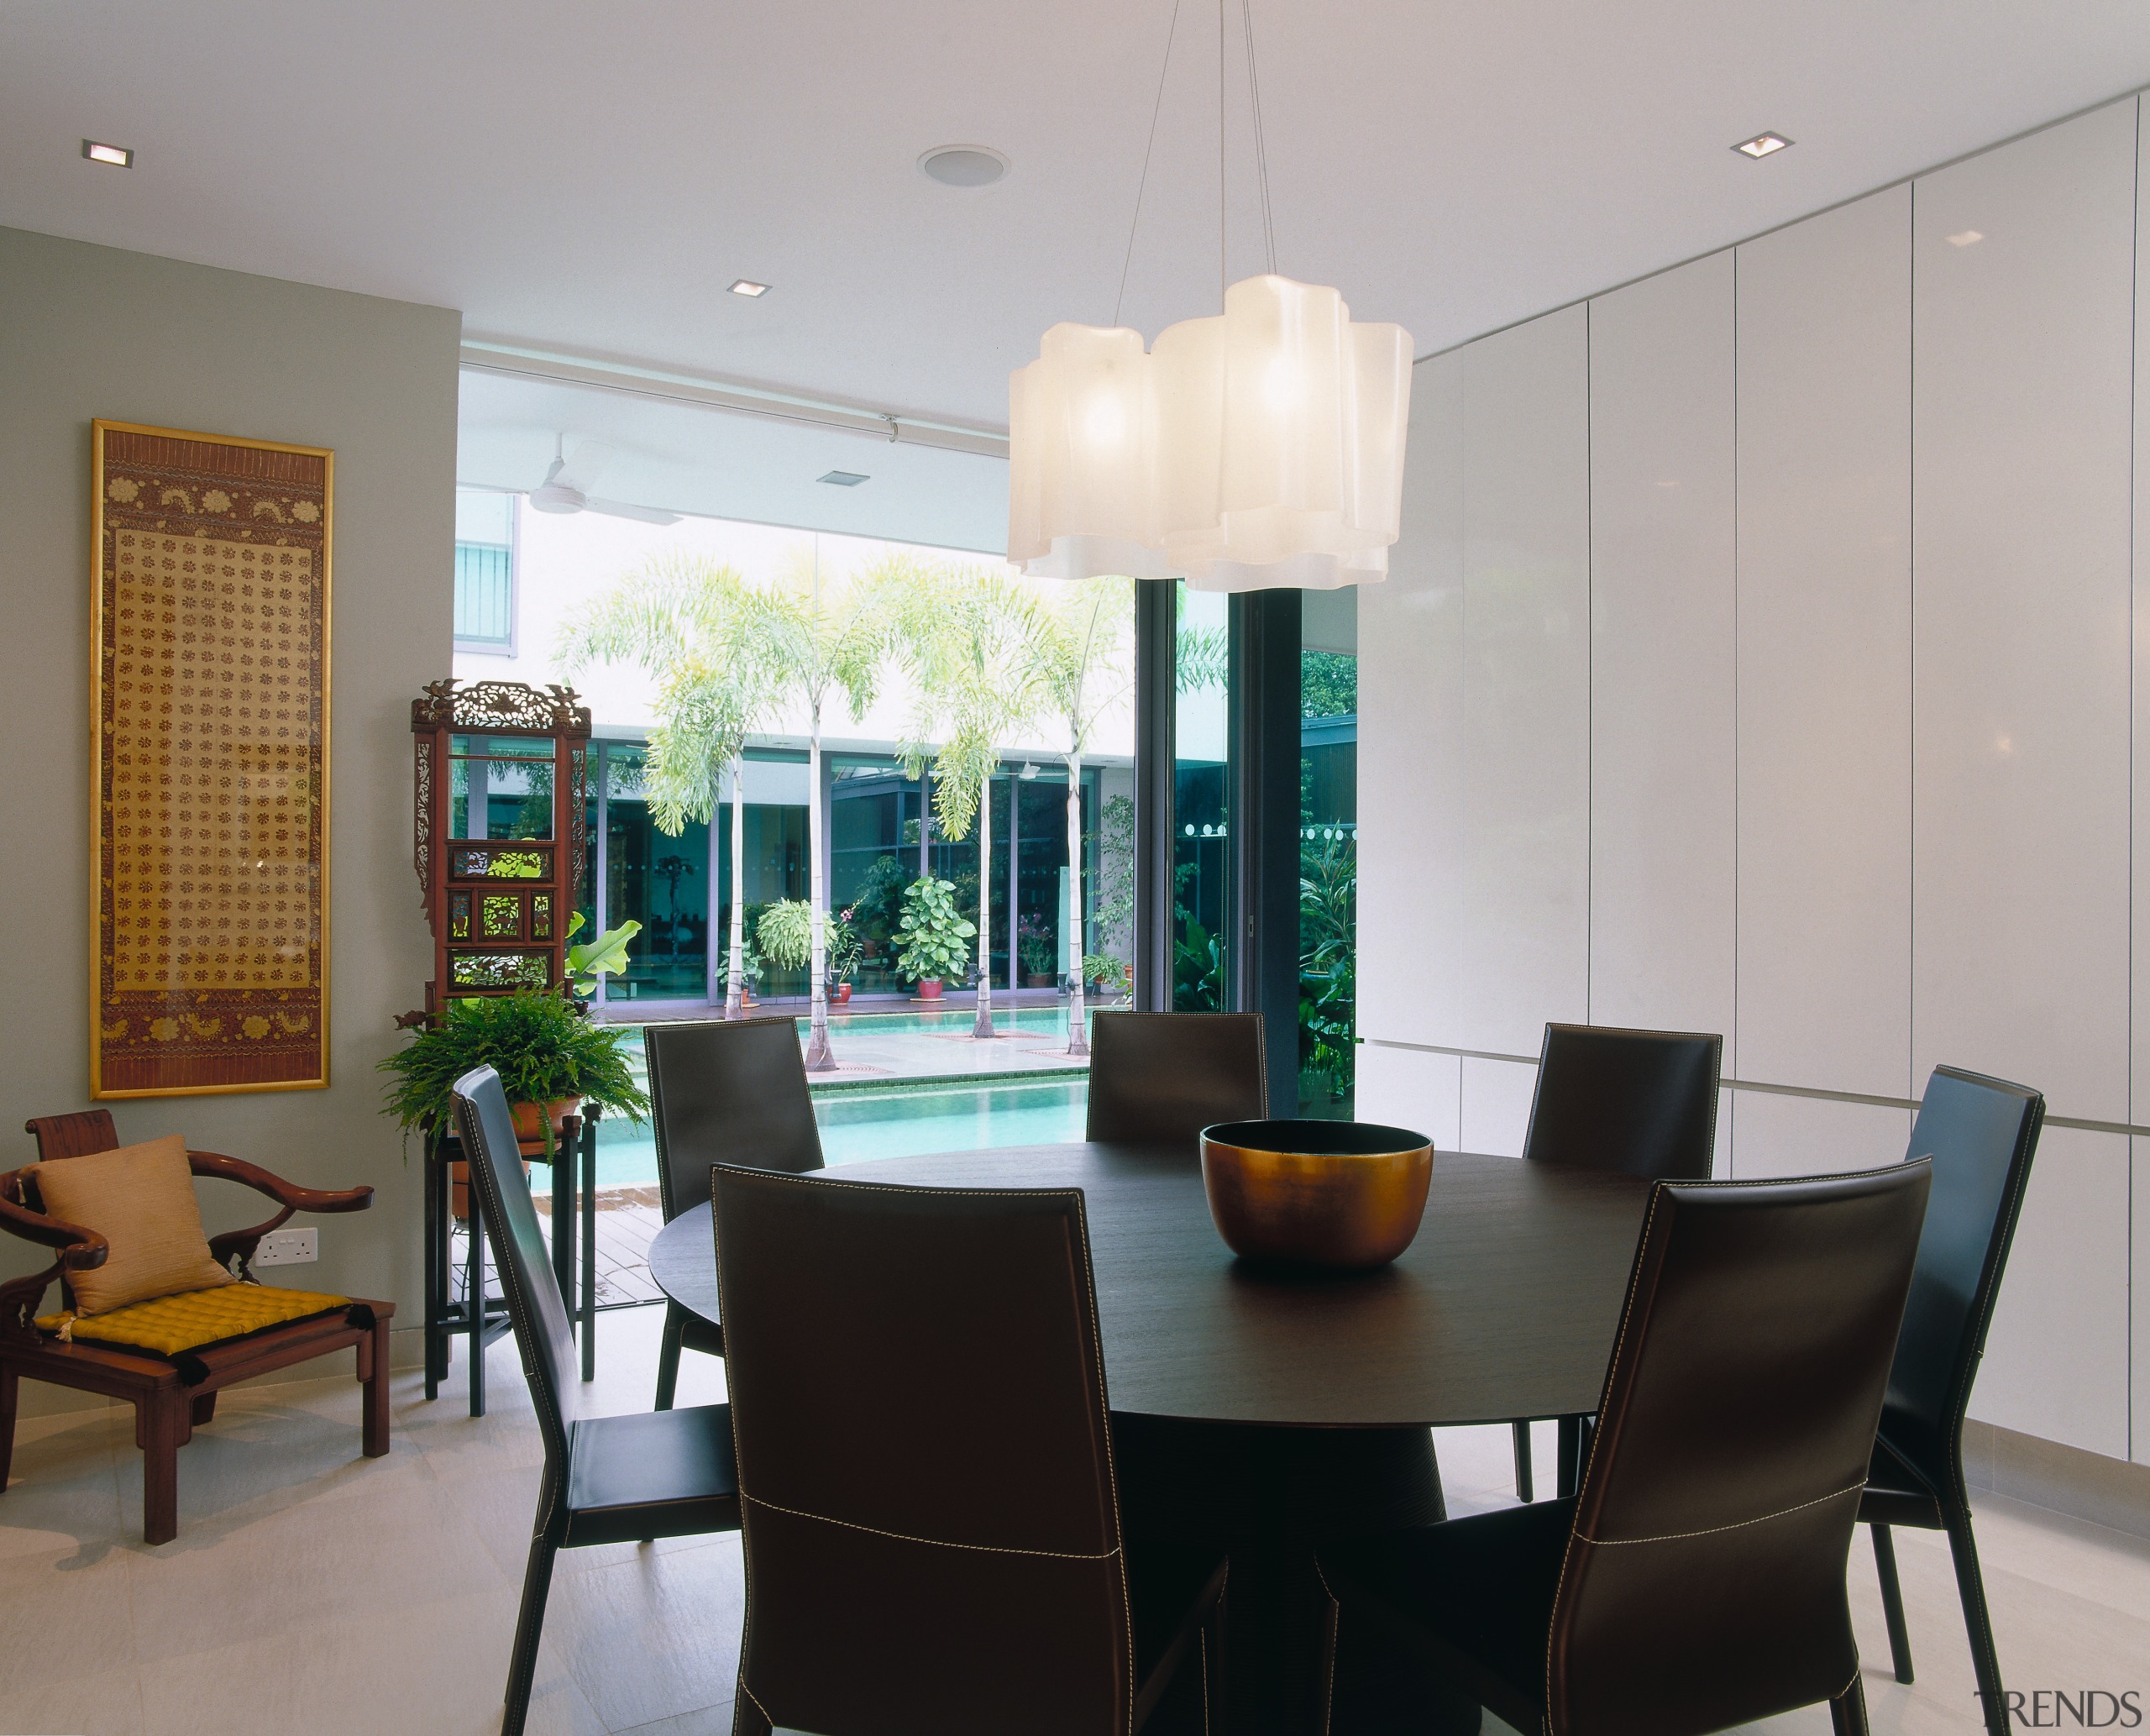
[[1947, 230, 1985, 248], [1733, 132, 1792, 160], [81, 139, 134, 167], [730, 279, 769, 297], [819, 471, 869, 487], [919, 145, 1009, 188]]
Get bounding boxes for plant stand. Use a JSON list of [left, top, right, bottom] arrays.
[[423, 1109, 600, 1414]]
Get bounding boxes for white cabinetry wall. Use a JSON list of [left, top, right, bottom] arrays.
[[1357, 96, 2147, 1464]]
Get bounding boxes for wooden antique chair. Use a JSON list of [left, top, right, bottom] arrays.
[[0, 1109, 393, 1545]]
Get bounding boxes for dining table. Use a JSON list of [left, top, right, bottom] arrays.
[[647, 1138, 1655, 1736]]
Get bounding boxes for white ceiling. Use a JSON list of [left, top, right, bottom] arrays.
[[6, 1, 2147, 438]]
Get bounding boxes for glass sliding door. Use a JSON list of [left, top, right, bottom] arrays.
[[597, 743, 711, 1003], [1173, 585, 1230, 1010], [1298, 590, 1357, 1116]]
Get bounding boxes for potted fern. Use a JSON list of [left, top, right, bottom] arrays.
[[379, 982, 649, 1216], [895, 876, 974, 1000]]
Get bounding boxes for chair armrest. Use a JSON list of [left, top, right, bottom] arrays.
[[0, 1189, 110, 1271], [188, 1152, 370, 1278], [187, 1151, 375, 1214]]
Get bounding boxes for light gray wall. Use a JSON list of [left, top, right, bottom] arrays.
[[0, 226, 459, 1401], [1358, 96, 2149, 1466]]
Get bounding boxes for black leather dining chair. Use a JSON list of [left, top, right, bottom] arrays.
[[1086, 1010, 1268, 1148], [1319, 1161, 1932, 1736], [646, 1016, 823, 1409], [1862, 1066, 2044, 1736], [453, 1067, 742, 1736], [1508, 1021, 1723, 1501], [712, 1163, 1228, 1736]]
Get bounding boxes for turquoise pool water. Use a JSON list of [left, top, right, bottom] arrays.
[[591, 1073, 1088, 1187]]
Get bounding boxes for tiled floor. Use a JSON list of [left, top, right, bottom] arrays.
[[3, 1307, 2145, 1736]]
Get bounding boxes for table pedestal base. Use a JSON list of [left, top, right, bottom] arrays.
[[1113, 1419, 1481, 1736]]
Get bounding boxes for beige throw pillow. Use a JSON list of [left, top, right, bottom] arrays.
[[31, 1135, 235, 1315]]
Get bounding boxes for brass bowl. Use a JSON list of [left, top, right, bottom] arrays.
[[1199, 1119, 1434, 1270]]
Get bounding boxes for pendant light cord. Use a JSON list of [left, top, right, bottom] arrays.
[[1114, 0, 1277, 326], [1240, 0, 1276, 275], [1114, 0, 1185, 329], [1218, 0, 1228, 307]]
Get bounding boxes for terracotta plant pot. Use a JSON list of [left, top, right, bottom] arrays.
[[450, 1157, 531, 1222], [915, 978, 944, 1000], [452, 1097, 579, 1221], [832, 982, 852, 1004], [511, 1097, 584, 1156], [1025, 973, 1054, 989]]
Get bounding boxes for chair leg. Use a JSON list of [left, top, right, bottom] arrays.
[[502, 1529, 559, 1736], [1945, 1513, 2010, 1736], [1830, 1672, 1870, 1736], [467, 1188, 487, 1419], [1511, 1420, 1534, 1503], [361, 1311, 392, 1457], [655, 1302, 685, 1412], [189, 1392, 218, 1427], [0, 1364, 18, 1492], [1204, 1589, 1228, 1736], [1869, 1523, 1914, 1684], [139, 1392, 185, 1546]]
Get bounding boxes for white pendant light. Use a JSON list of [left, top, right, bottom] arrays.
[[1008, 3, 1412, 592]]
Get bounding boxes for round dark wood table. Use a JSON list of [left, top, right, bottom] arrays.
[[647, 1141, 1654, 1734]]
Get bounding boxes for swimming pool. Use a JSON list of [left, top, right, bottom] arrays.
[[667, 1004, 1078, 1040], [590, 1073, 1089, 1187]]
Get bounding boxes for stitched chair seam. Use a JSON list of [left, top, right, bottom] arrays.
[[741, 1491, 1122, 1560], [1575, 1480, 1865, 1547]]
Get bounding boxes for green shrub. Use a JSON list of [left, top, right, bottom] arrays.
[[894, 877, 975, 983], [755, 899, 815, 969]]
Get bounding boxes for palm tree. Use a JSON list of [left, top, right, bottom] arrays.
[[891, 564, 1052, 1039], [1035, 577, 1135, 1056], [554, 556, 776, 1020], [747, 548, 891, 1070]]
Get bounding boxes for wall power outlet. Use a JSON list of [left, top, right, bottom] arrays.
[[254, 1226, 318, 1267]]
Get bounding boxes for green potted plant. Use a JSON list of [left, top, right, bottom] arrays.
[[1017, 915, 1057, 989], [895, 875, 974, 1000], [1083, 952, 1130, 1002], [378, 986, 650, 1216], [755, 899, 814, 978], [826, 905, 864, 1004]]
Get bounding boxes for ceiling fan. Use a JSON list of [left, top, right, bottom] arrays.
[[528, 438, 681, 525]]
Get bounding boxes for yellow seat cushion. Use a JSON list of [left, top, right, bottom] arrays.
[[30, 1135, 234, 1314], [37, 1284, 351, 1357]]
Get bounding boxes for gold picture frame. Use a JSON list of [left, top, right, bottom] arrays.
[[91, 420, 333, 1097]]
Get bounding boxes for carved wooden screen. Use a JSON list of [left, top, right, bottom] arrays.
[[411, 680, 590, 1015]]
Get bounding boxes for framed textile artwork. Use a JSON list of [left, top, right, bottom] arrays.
[[92, 421, 332, 1097]]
